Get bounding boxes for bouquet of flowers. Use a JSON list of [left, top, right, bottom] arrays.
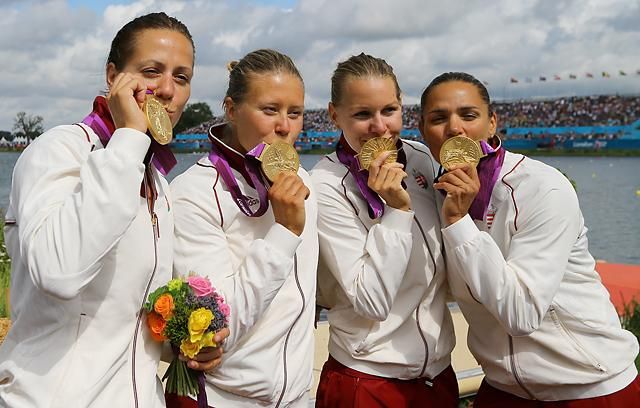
[[145, 275, 230, 401]]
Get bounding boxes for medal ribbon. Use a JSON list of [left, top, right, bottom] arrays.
[[436, 136, 505, 221], [335, 135, 406, 220], [468, 137, 505, 220], [81, 95, 177, 176], [207, 131, 270, 217]]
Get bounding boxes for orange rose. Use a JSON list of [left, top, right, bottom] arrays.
[[147, 311, 167, 342], [154, 293, 174, 320]]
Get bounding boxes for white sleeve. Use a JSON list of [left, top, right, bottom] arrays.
[[12, 126, 150, 300], [443, 186, 580, 336], [314, 176, 414, 321], [171, 171, 302, 350]]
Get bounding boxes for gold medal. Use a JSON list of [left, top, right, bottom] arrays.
[[260, 141, 300, 182], [358, 137, 398, 171], [439, 136, 484, 171], [143, 95, 173, 145]]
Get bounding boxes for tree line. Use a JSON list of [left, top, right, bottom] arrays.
[[1, 102, 214, 142]]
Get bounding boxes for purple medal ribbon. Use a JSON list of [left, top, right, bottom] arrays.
[[468, 138, 505, 220], [82, 112, 112, 146], [207, 139, 270, 217], [80, 95, 176, 176], [335, 136, 406, 219]]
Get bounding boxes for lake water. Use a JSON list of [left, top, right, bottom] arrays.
[[1, 152, 639, 264]]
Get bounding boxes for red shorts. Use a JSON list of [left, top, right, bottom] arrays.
[[474, 375, 640, 408], [315, 355, 458, 408]]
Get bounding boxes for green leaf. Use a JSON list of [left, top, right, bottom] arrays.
[[145, 286, 168, 312]]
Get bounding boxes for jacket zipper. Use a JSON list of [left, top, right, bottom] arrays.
[[132, 166, 161, 408], [508, 336, 536, 399], [274, 254, 305, 408], [549, 307, 606, 372], [415, 307, 429, 379], [412, 217, 433, 381]]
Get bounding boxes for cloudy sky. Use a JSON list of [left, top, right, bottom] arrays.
[[1, 0, 639, 131]]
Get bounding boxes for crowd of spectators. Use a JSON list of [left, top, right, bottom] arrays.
[[493, 95, 640, 127], [183, 95, 639, 135], [182, 116, 226, 134]]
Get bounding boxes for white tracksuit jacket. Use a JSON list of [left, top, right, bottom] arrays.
[[442, 150, 639, 400], [310, 139, 455, 380], [0, 124, 170, 407], [170, 138, 318, 407]]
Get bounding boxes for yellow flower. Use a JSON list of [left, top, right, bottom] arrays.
[[188, 308, 213, 343], [199, 331, 217, 348], [180, 338, 202, 359], [167, 279, 183, 292], [180, 333, 217, 360]]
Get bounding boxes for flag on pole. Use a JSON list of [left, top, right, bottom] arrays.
[[586, 72, 594, 78], [510, 77, 518, 83]]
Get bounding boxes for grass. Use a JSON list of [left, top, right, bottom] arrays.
[[458, 397, 475, 407], [0, 213, 10, 318], [620, 298, 640, 370]]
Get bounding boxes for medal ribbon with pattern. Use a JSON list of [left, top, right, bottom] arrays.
[[208, 124, 301, 218], [208, 137, 270, 217], [81, 95, 177, 176]]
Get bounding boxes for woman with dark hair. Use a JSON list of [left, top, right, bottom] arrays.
[[169, 49, 317, 407], [420, 71, 640, 407], [0, 12, 224, 407]]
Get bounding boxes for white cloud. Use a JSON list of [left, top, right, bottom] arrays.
[[0, 0, 638, 130]]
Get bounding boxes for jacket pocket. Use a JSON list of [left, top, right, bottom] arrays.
[[0, 370, 14, 388], [549, 306, 607, 373], [353, 322, 375, 355]]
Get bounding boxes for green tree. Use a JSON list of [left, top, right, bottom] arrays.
[[12, 112, 44, 142], [174, 102, 213, 134]]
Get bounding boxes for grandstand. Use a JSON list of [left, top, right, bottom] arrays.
[[173, 95, 640, 152]]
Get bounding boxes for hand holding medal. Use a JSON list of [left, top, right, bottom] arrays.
[[258, 141, 308, 236], [360, 137, 411, 212], [434, 136, 483, 226], [106, 73, 173, 144], [106, 72, 151, 134]]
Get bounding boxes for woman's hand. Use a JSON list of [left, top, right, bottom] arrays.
[[106, 72, 152, 133], [433, 163, 480, 226], [179, 327, 230, 373], [269, 172, 310, 236], [367, 151, 411, 211]]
